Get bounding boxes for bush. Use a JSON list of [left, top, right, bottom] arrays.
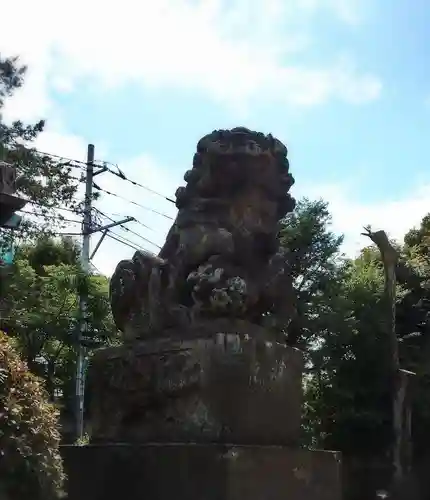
[[0, 330, 65, 499]]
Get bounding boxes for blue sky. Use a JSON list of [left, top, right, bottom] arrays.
[[1, 0, 429, 275]]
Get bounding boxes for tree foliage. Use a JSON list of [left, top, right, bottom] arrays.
[[1, 236, 116, 424], [280, 202, 430, 468], [280, 199, 345, 349], [0, 55, 81, 239], [0, 330, 65, 500]]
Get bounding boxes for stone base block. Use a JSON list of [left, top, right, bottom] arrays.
[[88, 328, 304, 446], [62, 443, 342, 500]]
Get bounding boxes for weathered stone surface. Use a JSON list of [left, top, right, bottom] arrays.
[[109, 127, 297, 343], [73, 127, 343, 500], [89, 326, 304, 446], [62, 443, 342, 500]]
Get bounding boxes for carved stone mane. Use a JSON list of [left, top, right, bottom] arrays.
[[110, 127, 296, 340]]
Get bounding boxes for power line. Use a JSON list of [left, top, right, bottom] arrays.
[[53, 231, 83, 236], [112, 224, 161, 250], [95, 160, 175, 204], [32, 147, 175, 203], [106, 230, 145, 253], [30, 149, 88, 168], [134, 219, 157, 233], [24, 146, 176, 210], [92, 182, 174, 220], [12, 144, 168, 246], [94, 208, 161, 250], [93, 207, 150, 231], [27, 200, 83, 215], [103, 211, 164, 232], [90, 262, 102, 274], [19, 208, 81, 224]]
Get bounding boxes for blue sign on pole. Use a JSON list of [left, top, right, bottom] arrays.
[[0, 239, 14, 265], [0, 214, 21, 265]]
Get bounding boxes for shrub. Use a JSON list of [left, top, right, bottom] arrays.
[[0, 330, 65, 499]]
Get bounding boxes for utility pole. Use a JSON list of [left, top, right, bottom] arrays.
[[74, 144, 135, 442], [75, 144, 94, 441]]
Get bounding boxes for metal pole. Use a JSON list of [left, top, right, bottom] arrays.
[[75, 143, 94, 441]]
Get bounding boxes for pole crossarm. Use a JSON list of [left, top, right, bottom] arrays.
[[92, 166, 108, 177], [87, 217, 135, 235], [89, 217, 135, 260]]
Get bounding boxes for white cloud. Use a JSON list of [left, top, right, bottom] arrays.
[[33, 128, 89, 160], [1, 0, 380, 123], [0, 0, 389, 275], [296, 181, 430, 257], [296, 0, 363, 25], [325, 0, 363, 25]]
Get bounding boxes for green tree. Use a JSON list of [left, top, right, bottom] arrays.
[[276, 201, 430, 497], [0, 330, 65, 500], [278, 199, 356, 447], [301, 213, 430, 498], [319, 252, 393, 455], [404, 214, 430, 252], [1, 236, 116, 420], [398, 214, 430, 460], [280, 198, 345, 349], [0, 55, 81, 237]]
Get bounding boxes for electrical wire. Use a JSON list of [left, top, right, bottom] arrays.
[[31, 149, 88, 168], [32, 147, 175, 203], [52, 231, 83, 236], [26, 200, 83, 215], [18, 208, 81, 224], [112, 224, 161, 250], [93, 208, 161, 250], [95, 160, 175, 203], [92, 182, 174, 220], [11, 147, 174, 254], [29, 146, 176, 210], [89, 262, 102, 274], [134, 219, 157, 233], [93, 207, 150, 231], [105, 231, 144, 253]]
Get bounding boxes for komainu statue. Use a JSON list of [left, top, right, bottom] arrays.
[[73, 128, 342, 500], [110, 127, 296, 341], [91, 127, 303, 447]]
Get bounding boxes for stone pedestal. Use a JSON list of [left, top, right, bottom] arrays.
[[89, 328, 304, 446], [62, 443, 342, 500], [72, 326, 342, 499]]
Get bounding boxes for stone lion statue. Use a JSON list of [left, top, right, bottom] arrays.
[[110, 127, 296, 341]]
